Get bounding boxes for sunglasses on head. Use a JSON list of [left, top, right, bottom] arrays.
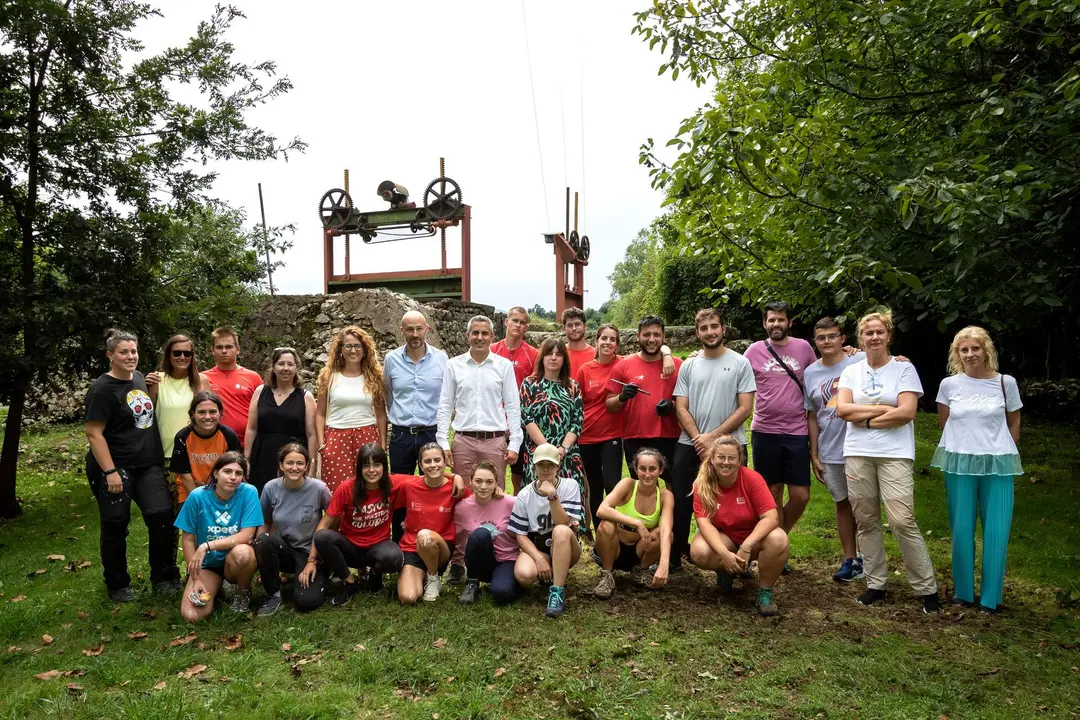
[[172, 350, 194, 358]]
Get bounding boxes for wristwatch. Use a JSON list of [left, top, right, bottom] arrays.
[[863, 418, 873, 429], [102, 468, 118, 477]]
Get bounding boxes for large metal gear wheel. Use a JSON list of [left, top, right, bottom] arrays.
[[568, 229, 580, 253], [319, 188, 352, 229], [422, 176, 463, 221], [579, 234, 591, 262]]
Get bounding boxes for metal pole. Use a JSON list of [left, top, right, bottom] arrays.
[[440, 157, 448, 273], [258, 182, 274, 296], [343, 169, 351, 280]]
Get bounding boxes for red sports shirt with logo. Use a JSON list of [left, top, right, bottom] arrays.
[[490, 340, 538, 387], [576, 359, 622, 443], [393, 475, 468, 552], [605, 354, 682, 439], [692, 466, 777, 545]]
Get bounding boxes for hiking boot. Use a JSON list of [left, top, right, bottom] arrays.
[[833, 557, 864, 583], [153, 579, 182, 597], [593, 569, 616, 599], [108, 586, 136, 603], [631, 564, 655, 587], [781, 561, 792, 575], [758, 587, 779, 617], [922, 592, 941, 615], [459, 579, 480, 605], [715, 571, 734, 593], [422, 574, 442, 602], [446, 564, 465, 586], [330, 580, 361, 607], [857, 588, 888, 606], [258, 592, 283, 617], [228, 588, 252, 613], [546, 585, 567, 618]]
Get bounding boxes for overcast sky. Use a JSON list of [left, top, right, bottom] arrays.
[[144, 1, 709, 313]]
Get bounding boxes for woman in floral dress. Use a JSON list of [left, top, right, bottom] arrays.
[[519, 338, 586, 492]]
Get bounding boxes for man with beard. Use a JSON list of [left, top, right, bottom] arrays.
[[672, 308, 756, 569], [562, 308, 594, 378], [491, 306, 538, 494], [743, 301, 819, 558], [605, 316, 682, 481], [384, 311, 449, 476]]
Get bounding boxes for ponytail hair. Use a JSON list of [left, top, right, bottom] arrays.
[[105, 328, 137, 352]]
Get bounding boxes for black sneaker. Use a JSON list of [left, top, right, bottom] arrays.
[[950, 595, 978, 608], [922, 593, 941, 614], [459, 579, 480, 605], [330, 581, 361, 607], [366, 572, 384, 593], [153, 579, 182, 597], [258, 592, 283, 616], [108, 586, 136, 603], [857, 588, 888, 606], [446, 564, 466, 586]]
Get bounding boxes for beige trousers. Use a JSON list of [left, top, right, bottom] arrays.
[[845, 456, 937, 595]]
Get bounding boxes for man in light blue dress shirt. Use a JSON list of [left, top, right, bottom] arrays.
[[384, 311, 449, 476]]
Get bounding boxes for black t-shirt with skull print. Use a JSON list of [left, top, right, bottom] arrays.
[[84, 371, 164, 469]]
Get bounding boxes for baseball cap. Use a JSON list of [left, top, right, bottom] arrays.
[[532, 443, 560, 466]]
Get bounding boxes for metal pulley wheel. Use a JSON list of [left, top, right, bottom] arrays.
[[568, 230, 580, 253], [319, 188, 352, 229], [423, 176, 463, 221], [579, 234, 591, 262]]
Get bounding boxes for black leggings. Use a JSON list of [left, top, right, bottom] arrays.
[[580, 439, 624, 524], [253, 532, 325, 612], [313, 529, 404, 581], [463, 528, 520, 604]]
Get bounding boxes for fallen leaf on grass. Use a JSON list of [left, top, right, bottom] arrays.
[[649, 641, 660, 647], [494, 667, 506, 678], [978, 668, 1000, 677], [433, 714, 440, 719], [8, 646, 21, 653], [112, 605, 121, 616], [432, 638, 447, 649], [128, 631, 148, 640], [42, 635, 54, 646], [223, 634, 243, 651], [486, 684, 496, 691], [76, 611, 89, 620], [81, 643, 104, 657], [46, 554, 66, 562], [33, 569, 47, 575], [152, 681, 167, 691], [35, 670, 64, 681], [78, 561, 92, 569], [10, 596, 26, 603], [445, 676, 455, 683], [66, 683, 84, 695], [281, 643, 292, 652], [290, 664, 302, 678], [168, 633, 197, 648], [352, 644, 365, 652], [179, 664, 207, 679]]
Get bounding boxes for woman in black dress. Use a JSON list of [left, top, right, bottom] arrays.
[[245, 348, 317, 493]]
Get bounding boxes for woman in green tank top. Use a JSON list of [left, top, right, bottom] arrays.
[[592, 447, 674, 599]]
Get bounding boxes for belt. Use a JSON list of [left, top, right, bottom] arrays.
[[456, 430, 505, 440], [394, 425, 437, 435]]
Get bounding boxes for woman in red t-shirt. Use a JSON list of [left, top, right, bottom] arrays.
[[311, 443, 405, 606], [575, 324, 625, 527], [690, 435, 789, 617], [395, 443, 469, 605]]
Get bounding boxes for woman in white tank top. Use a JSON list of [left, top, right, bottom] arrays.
[[314, 326, 387, 492]]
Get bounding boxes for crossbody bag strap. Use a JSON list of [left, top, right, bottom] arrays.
[[764, 342, 805, 394], [1000, 374, 1007, 412]]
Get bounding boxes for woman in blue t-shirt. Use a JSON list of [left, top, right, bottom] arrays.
[[175, 452, 263, 622]]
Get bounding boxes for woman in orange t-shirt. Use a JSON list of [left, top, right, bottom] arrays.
[[169, 391, 242, 507]]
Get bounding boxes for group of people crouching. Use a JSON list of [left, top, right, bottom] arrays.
[[170, 433, 782, 622]]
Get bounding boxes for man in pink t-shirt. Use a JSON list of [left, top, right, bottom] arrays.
[[201, 326, 263, 448], [743, 302, 818, 542]]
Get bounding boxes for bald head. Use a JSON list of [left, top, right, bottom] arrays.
[[401, 311, 430, 351]]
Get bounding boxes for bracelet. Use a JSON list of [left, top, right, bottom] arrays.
[[306, 558, 317, 565], [864, 418, 873, 429]]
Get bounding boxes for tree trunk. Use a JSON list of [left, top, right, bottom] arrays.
[[0, 374, 28, 519]]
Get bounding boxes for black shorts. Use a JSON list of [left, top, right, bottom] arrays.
[[613, 541, 642, 571], [402, 543, 455, 575], [751, 432, 811, 487], [190, 564, 225, 580], [509, 451, 526, 477]]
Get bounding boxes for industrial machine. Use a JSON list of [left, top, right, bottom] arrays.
[[543, 187, 591, 318], [317, 159, 471, 300]]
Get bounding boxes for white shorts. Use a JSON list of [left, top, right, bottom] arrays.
[[821, 463, 849, 502]]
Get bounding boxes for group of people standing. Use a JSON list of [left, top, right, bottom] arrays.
[[83, 301, 1022, 621]]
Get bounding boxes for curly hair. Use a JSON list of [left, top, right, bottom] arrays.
[[316, 326, 386, 410], [947, 325, 999, 376]]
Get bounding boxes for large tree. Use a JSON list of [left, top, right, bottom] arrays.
[[633, 0, 1079, 359], [0, 1, 303, 518]]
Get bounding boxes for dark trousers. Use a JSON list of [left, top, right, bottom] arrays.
[[87, 461, 178, 591], [254, 532, 325, 612], [463, 528, 520, 605], [580, 439, 624, 524], [672, 443, 702, 560], [314, 529, 404, 581], [623, 437, 676, 482], [389, 426, 437, 541]]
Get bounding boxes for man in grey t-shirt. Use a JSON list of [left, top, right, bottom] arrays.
[[671, 308, 756, 569], [803, 317, 864, 583]]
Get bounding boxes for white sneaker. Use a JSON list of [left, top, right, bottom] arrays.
[[422, 574, 442, 602], [593, 569, 616, 599]]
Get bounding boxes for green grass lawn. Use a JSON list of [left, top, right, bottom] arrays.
[[1, 415, 1078, 719]]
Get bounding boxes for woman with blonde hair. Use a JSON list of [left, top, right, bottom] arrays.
[[837, 309, 939, 613], [932, 326, 1022, 614], [689, 435, 788, 616], [315, 326, 387, 491]]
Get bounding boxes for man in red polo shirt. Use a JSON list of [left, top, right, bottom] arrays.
[[201, 326, 262, 448], [605, 316, 682, 482], [490, 306, 538, 494], [562, 308, 595, 378]]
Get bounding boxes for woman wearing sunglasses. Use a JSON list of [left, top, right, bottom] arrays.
[[146, 334, 209, 461]]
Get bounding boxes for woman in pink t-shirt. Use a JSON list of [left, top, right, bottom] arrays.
[[453, 461, 520, 606], [690, 435, 789, 617]]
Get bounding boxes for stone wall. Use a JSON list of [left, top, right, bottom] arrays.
[[525, 325, 742, 353]]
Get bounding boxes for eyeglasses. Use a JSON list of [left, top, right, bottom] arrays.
[[815, 333, 842, 342], [714, 455, 740, 463], [342, 343, 364, 351], [171, 350, 194, 358]]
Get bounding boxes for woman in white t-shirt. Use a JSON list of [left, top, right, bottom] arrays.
[[314, 326, 387, 492], [932, 326, 1022, 614], [837, 310, 939, 614]]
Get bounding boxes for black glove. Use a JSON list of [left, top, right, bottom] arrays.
[[654, 399, 674, 416], [618, 383, 640, 402]]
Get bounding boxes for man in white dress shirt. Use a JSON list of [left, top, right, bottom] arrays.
[[436, 315, 522, 485]]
